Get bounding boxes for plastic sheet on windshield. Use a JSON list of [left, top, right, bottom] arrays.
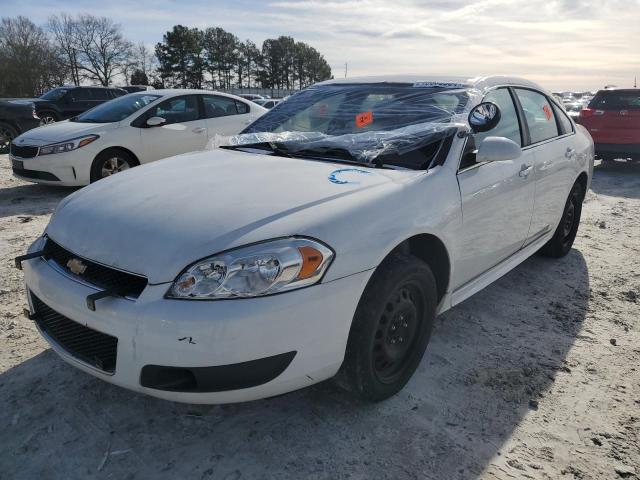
[[210, 83, 481, 164]]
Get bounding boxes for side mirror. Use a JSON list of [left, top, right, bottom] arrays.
[[469, 102, 501, 133], [146, 116, 166, 127], [476, 137, 522, 163]]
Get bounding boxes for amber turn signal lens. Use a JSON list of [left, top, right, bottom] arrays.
[[78, 137, 98, 148], [297, 246, 323, 279]]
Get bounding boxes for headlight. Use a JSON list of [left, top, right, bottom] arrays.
[[167, 237, 334, 300], [39, 135, 99, 156]]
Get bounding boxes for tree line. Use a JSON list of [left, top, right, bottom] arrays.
[[155, 26, 332, 90], [0, 15, 332, 97]]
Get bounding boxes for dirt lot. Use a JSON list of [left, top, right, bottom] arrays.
[[1, 154, 639, 480]]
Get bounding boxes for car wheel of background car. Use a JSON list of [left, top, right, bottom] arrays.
[[90, 149, 138, 183], [0, 122, 18, 155], [338, 253, 437, 402], [39, 112, 58, 125], [539, 182, 584, 258]]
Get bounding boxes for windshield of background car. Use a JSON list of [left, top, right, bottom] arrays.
[[244, 83, 469, 136], [40, 88, 69, 101], [71, 94, 162, 123], [589, 91, 640, 110]]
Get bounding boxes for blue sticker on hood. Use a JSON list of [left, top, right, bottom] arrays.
[[328, 168, 373, 185]]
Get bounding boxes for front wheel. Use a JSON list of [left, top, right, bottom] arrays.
[[539, 182, 584, 258], [0, 122, 18, 155], [90, 150, 137, 183], [39, 112, 58, 125], [338, 254, 437, 401]]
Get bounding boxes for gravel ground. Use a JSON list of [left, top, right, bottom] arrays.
[[1, 154, 639, 480]]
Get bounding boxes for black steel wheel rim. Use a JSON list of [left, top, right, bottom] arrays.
[[372, 282, 424, 384], [563, 200, 576, 239]]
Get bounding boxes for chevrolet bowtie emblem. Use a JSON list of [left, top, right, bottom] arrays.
[[67, 258, 87, 275]]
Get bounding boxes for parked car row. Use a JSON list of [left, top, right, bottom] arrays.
[[14, 75, 594, 405], [9, 90, 267, 185]]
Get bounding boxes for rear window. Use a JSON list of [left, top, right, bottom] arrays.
[[589, 91, 640, 110]]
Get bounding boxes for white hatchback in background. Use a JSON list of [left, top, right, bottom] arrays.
[[9, 89, 267, 186]]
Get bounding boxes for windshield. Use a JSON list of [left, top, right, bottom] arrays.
[[40, 88, 70, 101], [228, 83, 470, 169], [71, 93, 161, 123]]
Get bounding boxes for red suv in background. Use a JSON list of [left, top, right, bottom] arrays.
[[579, 89, 640, 160]]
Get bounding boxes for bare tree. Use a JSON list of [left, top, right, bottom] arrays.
[[0, 16, 65, 97], [74, 15, 133, 86], [48, 14, 80, 85]]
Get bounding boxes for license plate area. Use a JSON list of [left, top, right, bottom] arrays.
[[11, 158, 24, 170]]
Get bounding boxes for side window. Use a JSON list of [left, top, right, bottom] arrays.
[[551, 102, 573, 135], [473, 88, 522, 147], [236, 100, 249, 114], [202, 95, 240, 118], [90, 89, 110, 100], [70, 89, 90, 102], [514, 88, 559, 144], [147, 95, 199, 124]]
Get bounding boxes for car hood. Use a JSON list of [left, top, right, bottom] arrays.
[[46, 149, 408, 283], [15, 121, 115, 145]]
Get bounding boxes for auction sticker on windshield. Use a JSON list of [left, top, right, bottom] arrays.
[[355, 111, 373, 128]]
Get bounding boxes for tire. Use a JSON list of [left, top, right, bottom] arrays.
[[0, 122, 18, 155], [39, 111, 58, 125], [90, 149, 138, 183], [338, 253, 438, 402], [539, 182, 584, 258]]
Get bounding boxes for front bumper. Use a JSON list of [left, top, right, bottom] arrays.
[[10, 146, 97, 186], [22, 242, 372, 403]]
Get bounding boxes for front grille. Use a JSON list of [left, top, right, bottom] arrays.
[[31, 293, 118, 373], [44, 238, 148, 298], [10, 142, 39, 158]]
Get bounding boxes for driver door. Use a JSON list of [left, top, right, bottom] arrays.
[[453, 87, 536, 289], [138, 95, 209, 163]]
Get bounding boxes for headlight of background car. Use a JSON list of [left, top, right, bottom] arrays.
[[39, 135, 99, 156], [168, 238, 334, 299]]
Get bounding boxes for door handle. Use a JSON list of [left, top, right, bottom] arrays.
[[565, 147, 576, 158], [519, 164, 533, 178], [192, 127, 206, 134]]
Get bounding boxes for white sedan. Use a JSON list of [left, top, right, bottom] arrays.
[[9, 89, 267, 186], [17, 75, 593, 404]]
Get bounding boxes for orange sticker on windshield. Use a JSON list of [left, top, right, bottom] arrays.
[[543, 104, 552, 121], [355, 111, 373, 128]]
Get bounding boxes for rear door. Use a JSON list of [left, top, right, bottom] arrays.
[[513, 88, 576, 242], [137, 95, 209, 163], [581, 90, 640, 144], [88, 88, 112, 109], [201, 95, 253, 137], [454, 87, 536, 288], [64, 88, 92, 118]]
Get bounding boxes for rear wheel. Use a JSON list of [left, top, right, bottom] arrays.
[[338, 254, 437, 401], [539, 182, 584, 258], [39, 111, 58, 125], [90, 149, 138, 183], [0, 122, 18, 154]]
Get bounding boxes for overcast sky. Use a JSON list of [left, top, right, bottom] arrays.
[[4, 0, 639, 91]]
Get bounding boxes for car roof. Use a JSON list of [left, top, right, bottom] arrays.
[[316, 75, 546, 92], [146, 89, 249, 100]]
